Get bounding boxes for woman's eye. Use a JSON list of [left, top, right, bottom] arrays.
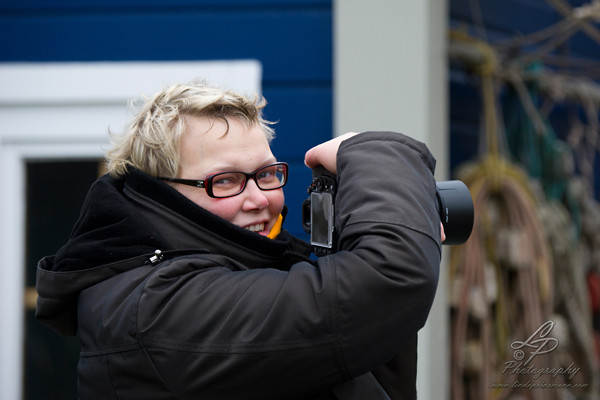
[[258, 171, 275, 180], [213, 178, 232, 185], [213, 173, 242, 186]]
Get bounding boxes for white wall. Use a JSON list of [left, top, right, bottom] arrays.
[[0, 60, 261, 400], [334, 1, 449, 398]]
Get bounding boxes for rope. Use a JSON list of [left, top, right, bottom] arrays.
[[449, 29, 600, 400], [450, 157, 555, 400]]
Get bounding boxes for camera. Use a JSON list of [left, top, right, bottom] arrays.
[[301, 166, 338, 256], [302, 166, 474, 255]]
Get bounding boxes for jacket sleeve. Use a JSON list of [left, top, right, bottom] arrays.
[[323, 131, 440, 376], [135, 131, 441, 399]]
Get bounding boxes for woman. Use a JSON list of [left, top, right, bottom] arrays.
[[36, 81, 442, 399]]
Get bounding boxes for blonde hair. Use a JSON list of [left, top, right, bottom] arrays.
[[105, 80, 275, 177]]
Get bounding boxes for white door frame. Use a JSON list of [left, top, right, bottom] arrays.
[[0, 60, 261, 399]]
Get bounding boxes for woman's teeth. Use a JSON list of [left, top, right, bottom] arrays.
[[246, 223, 265, 232]]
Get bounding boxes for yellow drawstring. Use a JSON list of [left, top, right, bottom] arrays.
[[267, 214, 283, 239]]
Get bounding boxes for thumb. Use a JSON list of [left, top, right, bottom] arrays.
[[304, 144, 337, 173], [304, 132, 359, 173], [304, 147, 318, 169]]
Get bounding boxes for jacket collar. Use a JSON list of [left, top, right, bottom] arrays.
[[124, 167, 297, 265], [49, 167, 310, 272]]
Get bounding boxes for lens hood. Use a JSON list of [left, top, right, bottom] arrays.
[[436, 180, 474, 245]]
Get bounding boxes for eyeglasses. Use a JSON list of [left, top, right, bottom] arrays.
[[159, 162, 288, 198]]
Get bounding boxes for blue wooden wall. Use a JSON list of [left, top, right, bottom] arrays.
[[0, 0, 332, 239]]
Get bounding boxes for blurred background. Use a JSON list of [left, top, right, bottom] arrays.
[[0, 0, 599, 399]]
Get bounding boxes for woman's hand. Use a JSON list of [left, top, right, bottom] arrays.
[[304, 132, 359, 174]]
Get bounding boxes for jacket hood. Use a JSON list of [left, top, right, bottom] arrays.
[[49, 170, 172, 272], [36, 167, 309, 335]]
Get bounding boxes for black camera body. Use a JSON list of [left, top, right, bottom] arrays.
[[302, 166, 338, 256], [302, 166, 474, 255]]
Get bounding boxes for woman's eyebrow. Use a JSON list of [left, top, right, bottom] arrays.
[[206, 158, 279, 175]]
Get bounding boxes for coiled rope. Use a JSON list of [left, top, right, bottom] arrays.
[[448, 30, 595, 400]]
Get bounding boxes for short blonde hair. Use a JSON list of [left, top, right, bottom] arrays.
[[105, 80, 275, 177]]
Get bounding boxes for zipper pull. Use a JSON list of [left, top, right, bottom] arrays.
[[148, 249, 164, 265]]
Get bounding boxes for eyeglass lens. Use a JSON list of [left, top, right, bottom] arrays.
[[210, 163, 287, 197]]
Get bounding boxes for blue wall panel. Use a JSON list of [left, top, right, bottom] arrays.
[[0, 10, 332, 83], [0, 0, 330, 9]]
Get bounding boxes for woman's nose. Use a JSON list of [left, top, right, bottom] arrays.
[[242, 179, 269, 209]]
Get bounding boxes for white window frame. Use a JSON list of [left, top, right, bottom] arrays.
[[0, 61, 262, 399]]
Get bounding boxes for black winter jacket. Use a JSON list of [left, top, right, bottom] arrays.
[[36, 131, 441, 400]]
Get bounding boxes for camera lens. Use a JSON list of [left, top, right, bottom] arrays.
[[436, 180, 474, 245]]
